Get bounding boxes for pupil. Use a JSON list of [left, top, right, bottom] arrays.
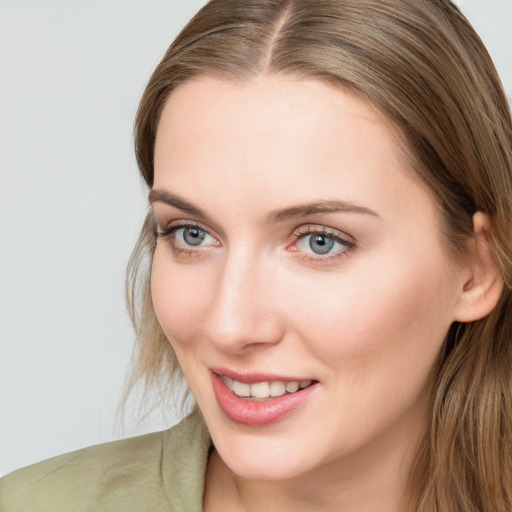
[[184, 228, 206, 246], [310, 235, 334, 254]]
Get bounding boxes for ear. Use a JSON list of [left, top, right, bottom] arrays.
[[453, 212, 504, 322]]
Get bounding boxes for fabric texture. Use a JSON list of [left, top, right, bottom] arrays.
[[0, 411, 211, 512]]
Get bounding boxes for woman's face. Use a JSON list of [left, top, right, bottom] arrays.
[[151, 76, 466, 481]]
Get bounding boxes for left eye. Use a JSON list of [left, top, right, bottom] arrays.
[[175, 227, 216, 247], [296, 233, 348, 256]]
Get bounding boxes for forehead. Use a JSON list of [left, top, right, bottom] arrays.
[[155, 75, 405, 174], [153, 75, 435, 226], [156, 75, 394, 140]]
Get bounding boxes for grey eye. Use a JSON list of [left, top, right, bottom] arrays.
[[178, 227, 209, 246], [296, 231, 349, 257], [309, 234, 335, 254]]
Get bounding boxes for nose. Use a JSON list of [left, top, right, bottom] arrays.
[[202, 251, 285, 353]]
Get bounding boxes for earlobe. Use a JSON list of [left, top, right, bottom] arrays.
[[453, 212, 504, 323]]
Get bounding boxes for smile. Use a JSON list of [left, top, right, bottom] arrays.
[[211, 370, 318, 426], [221, 375, 313, 401]]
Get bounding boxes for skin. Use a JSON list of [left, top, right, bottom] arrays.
[[150, 75, 472, 512]]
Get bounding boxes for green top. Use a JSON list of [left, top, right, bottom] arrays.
[[0, 412, 211, 512]]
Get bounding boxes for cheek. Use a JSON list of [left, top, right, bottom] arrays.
[[151, 248, 212, 346], [281, 253, 457, 386], [274, 257, 458, 448]]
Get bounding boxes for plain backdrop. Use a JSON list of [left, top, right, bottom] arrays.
[[1, 0, 511, 477]]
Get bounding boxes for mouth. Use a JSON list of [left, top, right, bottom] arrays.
[[220, 375, 314, 402], [210, 370, 318, 426]]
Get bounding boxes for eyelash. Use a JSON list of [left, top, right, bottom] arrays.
[[157, 221, 356, 262], [157, 220, 216, 257], [291, 225, 356, 262]]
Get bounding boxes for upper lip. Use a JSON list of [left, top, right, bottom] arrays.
[[210, 367, 316, 384]]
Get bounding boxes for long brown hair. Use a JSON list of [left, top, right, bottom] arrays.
[[126, 1, 512, 509]]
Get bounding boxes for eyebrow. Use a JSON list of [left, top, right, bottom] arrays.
[[267, 200, 379, 223], [149, 189, 379, 223], [149, 189, 207, 218]]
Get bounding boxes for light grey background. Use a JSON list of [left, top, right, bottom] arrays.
[[1, 0, 511, 477]]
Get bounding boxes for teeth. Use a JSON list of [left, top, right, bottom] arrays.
[[285, 381, 299, 393], [232, 380, 250, 397], [251, 382, 270, 398], [270, 381, 286, 397], [223, 376, 313, 399], [221, 375, 234, 391]]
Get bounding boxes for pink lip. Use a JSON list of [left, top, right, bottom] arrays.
[[211, 370, 318, 426], [211, 367, 312, 384]]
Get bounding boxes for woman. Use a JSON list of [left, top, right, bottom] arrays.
[[2, 0, 511, 511]]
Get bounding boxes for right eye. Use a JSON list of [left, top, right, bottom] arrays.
[[157, 222, 219, 255], [174, 226, 216, 247]]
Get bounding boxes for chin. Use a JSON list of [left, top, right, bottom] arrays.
[[222, 451, 311, 482], [206, 418, 325, 482]]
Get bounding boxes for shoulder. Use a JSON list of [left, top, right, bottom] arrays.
[[0, 430, 166, 512], [0, 411, 210, 512]]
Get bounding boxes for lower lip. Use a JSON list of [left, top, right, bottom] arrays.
[[211, 372, 317, 426]]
